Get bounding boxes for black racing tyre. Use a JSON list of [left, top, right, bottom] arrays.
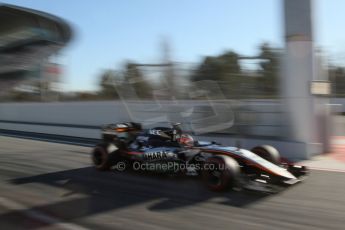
[[287, 165, 309, 178], [92, 143, 120, 171], [202, 155, 240, 192], [251, 145, 280, 165]]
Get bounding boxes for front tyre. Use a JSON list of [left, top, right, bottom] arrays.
[[251, 145, 280, 165], [202, 155, 240, 192]]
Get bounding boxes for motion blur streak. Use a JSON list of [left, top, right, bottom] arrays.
[[1, 0, 345, 229]]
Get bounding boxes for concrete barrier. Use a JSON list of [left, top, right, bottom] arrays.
[[0, 100, 313, 160], [0, 100, 284, 135]]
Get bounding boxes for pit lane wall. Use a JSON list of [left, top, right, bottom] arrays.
[[0, 100, 316, 160]]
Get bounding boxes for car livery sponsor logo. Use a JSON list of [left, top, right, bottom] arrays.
[[143, 150, 177, 161], [149, 129, 161, 135]]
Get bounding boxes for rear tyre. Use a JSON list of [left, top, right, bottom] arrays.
[[202, 155, 240, 192], [92, 144, 120, 171], [251, 145, 280, 165]]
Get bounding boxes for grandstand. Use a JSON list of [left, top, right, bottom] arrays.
[[0, 4, 72, 95]]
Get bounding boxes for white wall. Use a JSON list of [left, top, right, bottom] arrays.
[[0, 100, 314, 160], [0, 100, 284, 135], [0, 101, 129, 125]]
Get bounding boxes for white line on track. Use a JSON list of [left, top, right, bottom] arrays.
[[0, 197, 89, 230], [309, 167, 345, 173], [0, 133, 94, 147]]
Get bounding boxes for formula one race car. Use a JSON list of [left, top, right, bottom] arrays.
[[91, 122, 308, 192]]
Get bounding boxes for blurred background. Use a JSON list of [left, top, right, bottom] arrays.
[[0, 0, 344, 159]]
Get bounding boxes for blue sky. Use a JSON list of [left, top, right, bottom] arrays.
[[2, 0, 345, 91]]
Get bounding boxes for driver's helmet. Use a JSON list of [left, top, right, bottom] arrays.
[[178, 134, 194, 147]]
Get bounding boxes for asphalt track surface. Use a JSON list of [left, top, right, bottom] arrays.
[[0, 136, 345, 230]]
